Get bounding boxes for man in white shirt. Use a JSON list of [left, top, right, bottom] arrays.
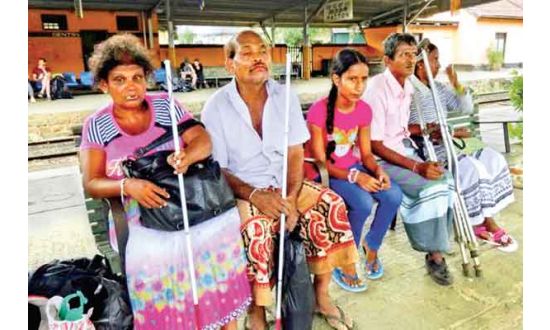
[[202, 30, 360, 330]]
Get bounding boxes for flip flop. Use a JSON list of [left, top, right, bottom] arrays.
[[492, 228, 519, 253], [475, 226, 518, 253], [362, 246, 384, 280], [315, 305, 354, 330], [365, 258, 384, 280], [331, 268, 367, 293]]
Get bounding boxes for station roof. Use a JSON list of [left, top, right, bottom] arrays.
[[29, 0, 500, 28]]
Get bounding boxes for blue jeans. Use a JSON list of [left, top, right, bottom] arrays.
[[329, 164, 403, 251]]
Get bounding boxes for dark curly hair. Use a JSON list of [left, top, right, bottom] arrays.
[[88, 33, 154, 84], [325, 48, 368, 163]]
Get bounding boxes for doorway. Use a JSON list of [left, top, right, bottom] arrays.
[[80, 30, 109, 71]]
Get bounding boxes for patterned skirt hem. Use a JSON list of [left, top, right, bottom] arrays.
[[202, 296, 252, 330]]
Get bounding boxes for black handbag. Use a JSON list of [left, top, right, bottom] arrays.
[[122, 119, 236, 231]]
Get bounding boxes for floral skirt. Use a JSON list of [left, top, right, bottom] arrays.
[[122, 202, 252, 330], [236, 180, 358, 306]]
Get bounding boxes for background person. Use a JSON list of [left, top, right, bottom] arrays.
[[31, 57, 51, 100]]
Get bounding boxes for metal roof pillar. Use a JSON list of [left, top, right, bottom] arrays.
[[403, 0, 409, 32], [302, 1, 311, 80], [165, 0, 177, 68]]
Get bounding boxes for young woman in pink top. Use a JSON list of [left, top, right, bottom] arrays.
[[305, 49, 403, 285]]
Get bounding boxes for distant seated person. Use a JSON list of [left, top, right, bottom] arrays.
[[179, 58, 197, 89], [31, 58, 52, 100], [28, 81, 36, 103], [192, 58, 209, 89]]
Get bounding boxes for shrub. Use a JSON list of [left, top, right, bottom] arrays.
[[486, 48, 504, 71], [508, 70, 523, 142], [509, 70, 523, 112]]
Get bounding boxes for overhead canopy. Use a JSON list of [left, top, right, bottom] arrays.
[[29, 0, 499, 28]]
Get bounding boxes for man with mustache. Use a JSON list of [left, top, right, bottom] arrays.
[[202, 30, 361, 330], [362, 33, 455, 286]]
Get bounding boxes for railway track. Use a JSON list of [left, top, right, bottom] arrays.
[[28, 91, 511, 162]]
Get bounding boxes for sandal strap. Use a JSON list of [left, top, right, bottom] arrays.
[[337, 269, 360, 282], [366, 258, 381, 272], [335, 305, 353, 330], [492, 229, 510, 243], [474, 225, 489, 236], [317, 306, 352, 330]]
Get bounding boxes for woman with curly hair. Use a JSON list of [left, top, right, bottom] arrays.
[[79, 33, 251, 329]]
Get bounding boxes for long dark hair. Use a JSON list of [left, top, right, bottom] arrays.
[[325, 48, 368, 162]]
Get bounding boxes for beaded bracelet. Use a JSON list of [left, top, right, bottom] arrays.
[[347, 168, 359, 183]]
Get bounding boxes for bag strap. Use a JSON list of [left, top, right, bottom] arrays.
[[452, 137, 466, 150], [134, 119, 204, 157]]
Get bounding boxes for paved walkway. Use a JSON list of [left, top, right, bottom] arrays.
[[27, 153, 523, 329]]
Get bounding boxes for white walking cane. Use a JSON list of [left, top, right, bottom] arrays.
[[163, 60, 200, 309], [275, 52, 292, 330]]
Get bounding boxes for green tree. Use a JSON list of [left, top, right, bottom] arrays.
[[178, 28, 196, 44], [508, 70, 523, 142], [276, 27, 331, 46]]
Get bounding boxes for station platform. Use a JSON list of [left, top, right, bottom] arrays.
[[27, 69, 520, 140], [28, 70, 523, 329]]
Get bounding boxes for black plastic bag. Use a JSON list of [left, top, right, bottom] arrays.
[[275, 226, 315, 330], [28, 255, 133, 329]]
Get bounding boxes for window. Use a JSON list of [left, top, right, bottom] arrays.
[[116, 16, 139, 31], [41, 14, 68, 30], [495, 32, 507, 56]]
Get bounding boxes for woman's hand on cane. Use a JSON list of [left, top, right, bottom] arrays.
[[167, 151, 191, 174]]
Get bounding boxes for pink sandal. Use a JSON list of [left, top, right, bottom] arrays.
[[491, 228, 518, 253], [475, 226, 518, 253]]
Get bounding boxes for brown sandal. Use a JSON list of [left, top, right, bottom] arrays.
[[315, 305, 354, 330]]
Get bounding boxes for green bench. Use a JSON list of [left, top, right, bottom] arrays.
[[203, 64, 299, 88], [202, 66, 233, 88]]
